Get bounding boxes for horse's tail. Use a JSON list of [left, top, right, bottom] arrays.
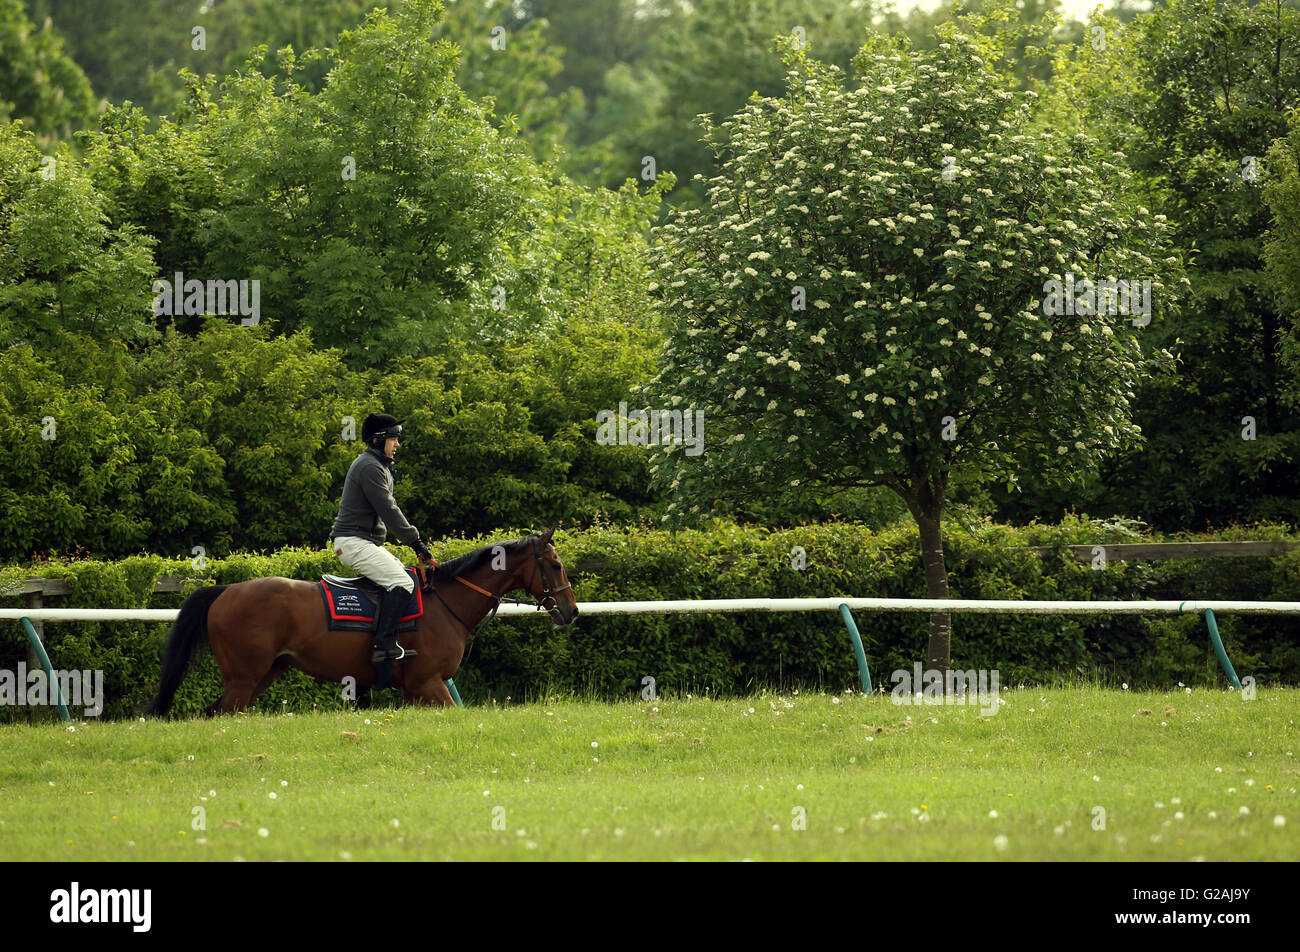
[[142, 585, 228, 718]]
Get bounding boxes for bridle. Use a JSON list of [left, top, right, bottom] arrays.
[[524, 535, 574, 623], [415, 535, 574, 642]]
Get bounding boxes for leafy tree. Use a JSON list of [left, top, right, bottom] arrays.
[[435, 0, 580, 164], [578, 0, 879, 207], [1009, 0, 1300, 529], [0, 0, 95, 138], [640, 27, 1185, 671], [73, 0, 670, 369], [0, 334, 232, 560], [1263, 108, 1300, 378], [75, 0, 566, 366], [0, 119, 156, 350], [521, 0, 680, 104]]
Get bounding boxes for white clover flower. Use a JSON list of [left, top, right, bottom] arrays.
[[794, 409, 806, 417], [852, 410, 865, 418], [865, 393, 878, 402], [789, 360, 801, 371], [744, 267, 758, 276], [813, 300, 830, 309], [882, 397, 896, 406], [836, 374, 851, 384], [767, 400, 778, 410]]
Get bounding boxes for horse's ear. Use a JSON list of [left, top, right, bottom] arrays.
[[539, 527, 555, 542]]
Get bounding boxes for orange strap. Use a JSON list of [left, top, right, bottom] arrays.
[[456, 577, 496, 598], [416, 556, 496, 599]]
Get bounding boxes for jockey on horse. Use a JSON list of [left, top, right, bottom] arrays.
[[329, 413, 432, 664]]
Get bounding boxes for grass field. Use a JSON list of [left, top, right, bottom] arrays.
[[2, 686, 1296, 861]]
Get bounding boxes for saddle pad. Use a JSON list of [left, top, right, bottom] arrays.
[[319, 568, 423, 632]]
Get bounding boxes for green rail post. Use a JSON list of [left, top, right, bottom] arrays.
[[20, 617, 71, 723], [1204, 609, 1243, 690], [445, 677, 462, 707], [838, 603, 872, 694]]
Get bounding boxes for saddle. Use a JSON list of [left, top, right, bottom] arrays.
[[318, 568, 424, 632]]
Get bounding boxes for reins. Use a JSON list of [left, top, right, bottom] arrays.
[[415, 536, 571, 667]]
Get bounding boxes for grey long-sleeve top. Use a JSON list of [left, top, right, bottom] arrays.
[[329, 447, 422, 548]]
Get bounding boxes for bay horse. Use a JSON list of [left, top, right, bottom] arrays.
[[144, 529, 578, 716]]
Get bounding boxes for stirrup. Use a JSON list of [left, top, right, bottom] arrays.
[[371, 642, 418, 664]]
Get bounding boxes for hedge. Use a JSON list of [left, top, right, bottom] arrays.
[[3, 515, 1299, 720]]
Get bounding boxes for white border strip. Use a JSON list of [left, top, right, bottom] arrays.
[[6, 597, 1300, 622]]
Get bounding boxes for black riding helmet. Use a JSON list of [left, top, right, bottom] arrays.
[[362, 413, 404, 448]]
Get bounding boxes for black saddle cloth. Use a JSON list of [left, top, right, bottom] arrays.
[[318, 568, 423, 632]]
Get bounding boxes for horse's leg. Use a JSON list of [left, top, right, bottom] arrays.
[[404, 676, 455, 707], [204, 695, 225, 717], [209, 599, 287, 714], [219, 679, 259, 714], [247, 656, 291, 707]]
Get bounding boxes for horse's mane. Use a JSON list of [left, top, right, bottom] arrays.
[[434, 535, 534, 580]]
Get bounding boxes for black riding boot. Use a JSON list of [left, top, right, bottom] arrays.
[[371, 586, 418, 664]]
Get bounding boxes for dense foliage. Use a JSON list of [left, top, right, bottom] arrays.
[[0, 319, 660, 562]]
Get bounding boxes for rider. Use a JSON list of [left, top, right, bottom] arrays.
[[329, 413, 434, 663]]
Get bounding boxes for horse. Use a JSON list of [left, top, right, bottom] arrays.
[[143, 528, 578, 716]]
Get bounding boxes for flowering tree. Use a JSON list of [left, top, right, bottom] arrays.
[[639, 26, 1186, 672]]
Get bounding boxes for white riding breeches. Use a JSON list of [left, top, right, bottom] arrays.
[[330, 536, 415, 593]]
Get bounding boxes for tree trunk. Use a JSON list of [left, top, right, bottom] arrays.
[[916, 510, 952, 678], [903, 475, 951, 680]]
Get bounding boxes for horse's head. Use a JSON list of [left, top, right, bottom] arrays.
[[522, 528, 579, 627]]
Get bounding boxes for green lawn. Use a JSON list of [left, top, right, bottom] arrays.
[[1, 686, 1296, 860]]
